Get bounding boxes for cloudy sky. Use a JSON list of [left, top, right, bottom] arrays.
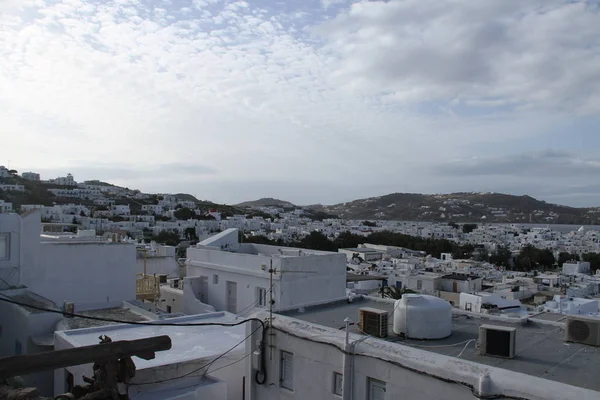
[[1, 0, 600, 206]]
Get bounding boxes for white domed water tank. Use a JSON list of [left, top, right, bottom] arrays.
[[393, 294, 452, 339]]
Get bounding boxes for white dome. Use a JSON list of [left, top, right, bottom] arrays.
[[393, 294, 452, 339]]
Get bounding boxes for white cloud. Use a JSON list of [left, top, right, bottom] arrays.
[[321, 0, 345, 8], [0, 0, 598, 205], [316, 0, 600, 114], [441, 151, 600, 177]]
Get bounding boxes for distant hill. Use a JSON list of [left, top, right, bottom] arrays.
[[83, 180, 114, 186], [236, 198, 296, 209], [173, 193, 200, 203], [307, 192, 600, 224]]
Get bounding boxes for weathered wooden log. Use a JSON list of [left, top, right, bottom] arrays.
[[0, 336, 171, 380]]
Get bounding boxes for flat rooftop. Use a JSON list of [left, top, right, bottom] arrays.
[[60, 307, 150, 330], [281, 298, 600, 392], [341, 248, 382, 253], [57, 313, 246, 369], [1, 289, 58, 314]]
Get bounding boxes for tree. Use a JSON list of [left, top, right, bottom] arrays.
[[383, 286, 416, 300], [184, 227, 198, 241], [515, 245, 555, 271], [294, 231, 337, 252], [334, 231, 364, 249], [558, 252, 579, 266], [152, 230, 181, 246], [582, 253, 600, 274], [244, 235, 275, 245], [452, 243, 474, 260], [448, 222, 459, 229], [361, 220, 377, 227], [8, 169, 17, 175], [462, 223, 478, 234], [174, 207, 194, 220], [489, 246, 511, 269]]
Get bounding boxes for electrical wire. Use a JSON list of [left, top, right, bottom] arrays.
[[0, 294, 264, 330], [0, 293, 269, 385], [130, 351, 254, 396], [456, 340, 475, 358], [206, 349, 253, 375], [130, 324, 262, 386], [236, 282, 276, 317], [403, 339, 475, 349]]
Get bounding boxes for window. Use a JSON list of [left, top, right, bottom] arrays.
[[166, 305, 172, 313], [0, 234, 8, 260], [257, 287, 267, 307], [280, 350, 293, 390], [416, 280, 423, 290], [213, 274, 219, 284], [367, 378, 386, 400], [332, 372, 343, 396]]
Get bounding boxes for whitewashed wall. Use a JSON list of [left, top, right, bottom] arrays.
[[22, 241, 136, 309], [0, 293, 61, 396], [247, 312, 600, 400]]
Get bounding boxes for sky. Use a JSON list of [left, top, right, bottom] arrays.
[[1, 0, 600, 207]]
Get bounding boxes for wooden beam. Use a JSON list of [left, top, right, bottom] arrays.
[[0, 335, 172, 379]]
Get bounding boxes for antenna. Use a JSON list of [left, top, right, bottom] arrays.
[[267, 259, 317, 360]]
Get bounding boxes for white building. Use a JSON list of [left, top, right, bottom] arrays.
[[22, 171, 40, 181], [46, 173, 76, 186], [563, 261, 591, 275], [111, 204, 131, 216], [55, 312, 248, 400], [0, 289, 63, 395], [0, 211, 136, 309], [185, 229, 347, 314], [0, 200, 13, 213], [245, 302, 600, 400], [439, 273, 483, 293], [0, 183, 25, 192], [401, 273, 441, 295], [542, 295, 599, 316], [142, 204, 165, 214], [459, 292, 521, 313], [0, 165, 9, 177], [339, 247, 384, 262]]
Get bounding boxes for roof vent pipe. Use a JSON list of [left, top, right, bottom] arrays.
[[477, 374, 491, 397]]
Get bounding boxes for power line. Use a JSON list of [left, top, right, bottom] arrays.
[[207, 350, 253, 375], [130, 324, 262, 386], [0, 294, 269, 386], [0, 295, 264, 330], [237, 282, 276, 317]]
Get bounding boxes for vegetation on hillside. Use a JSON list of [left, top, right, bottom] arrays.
[[308, 192, 600, 224], [244, 230, 477, 259]]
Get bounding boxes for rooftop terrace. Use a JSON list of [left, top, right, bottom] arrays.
[[281, 297, 600, 392]]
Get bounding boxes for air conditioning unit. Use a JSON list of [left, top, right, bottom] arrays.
[[63, 301, 75, 318], [158, 274, 168, 284], [169, 278, 180, 289], [478, 324, 516, 358], [358, 307, 388, 338], [565, 315, 600, 346]]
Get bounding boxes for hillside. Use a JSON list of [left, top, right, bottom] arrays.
[[0, 177, 242, 215], [236, 197, 296, 209], [308, 192, 600, 224]]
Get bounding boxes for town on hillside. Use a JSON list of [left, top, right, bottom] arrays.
[[2, 168, 600, 400]]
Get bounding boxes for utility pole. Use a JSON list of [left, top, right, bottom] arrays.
[[267, 260, 316, 360]]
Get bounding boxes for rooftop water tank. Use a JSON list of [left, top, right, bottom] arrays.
[[393, 294, 452, 339]]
